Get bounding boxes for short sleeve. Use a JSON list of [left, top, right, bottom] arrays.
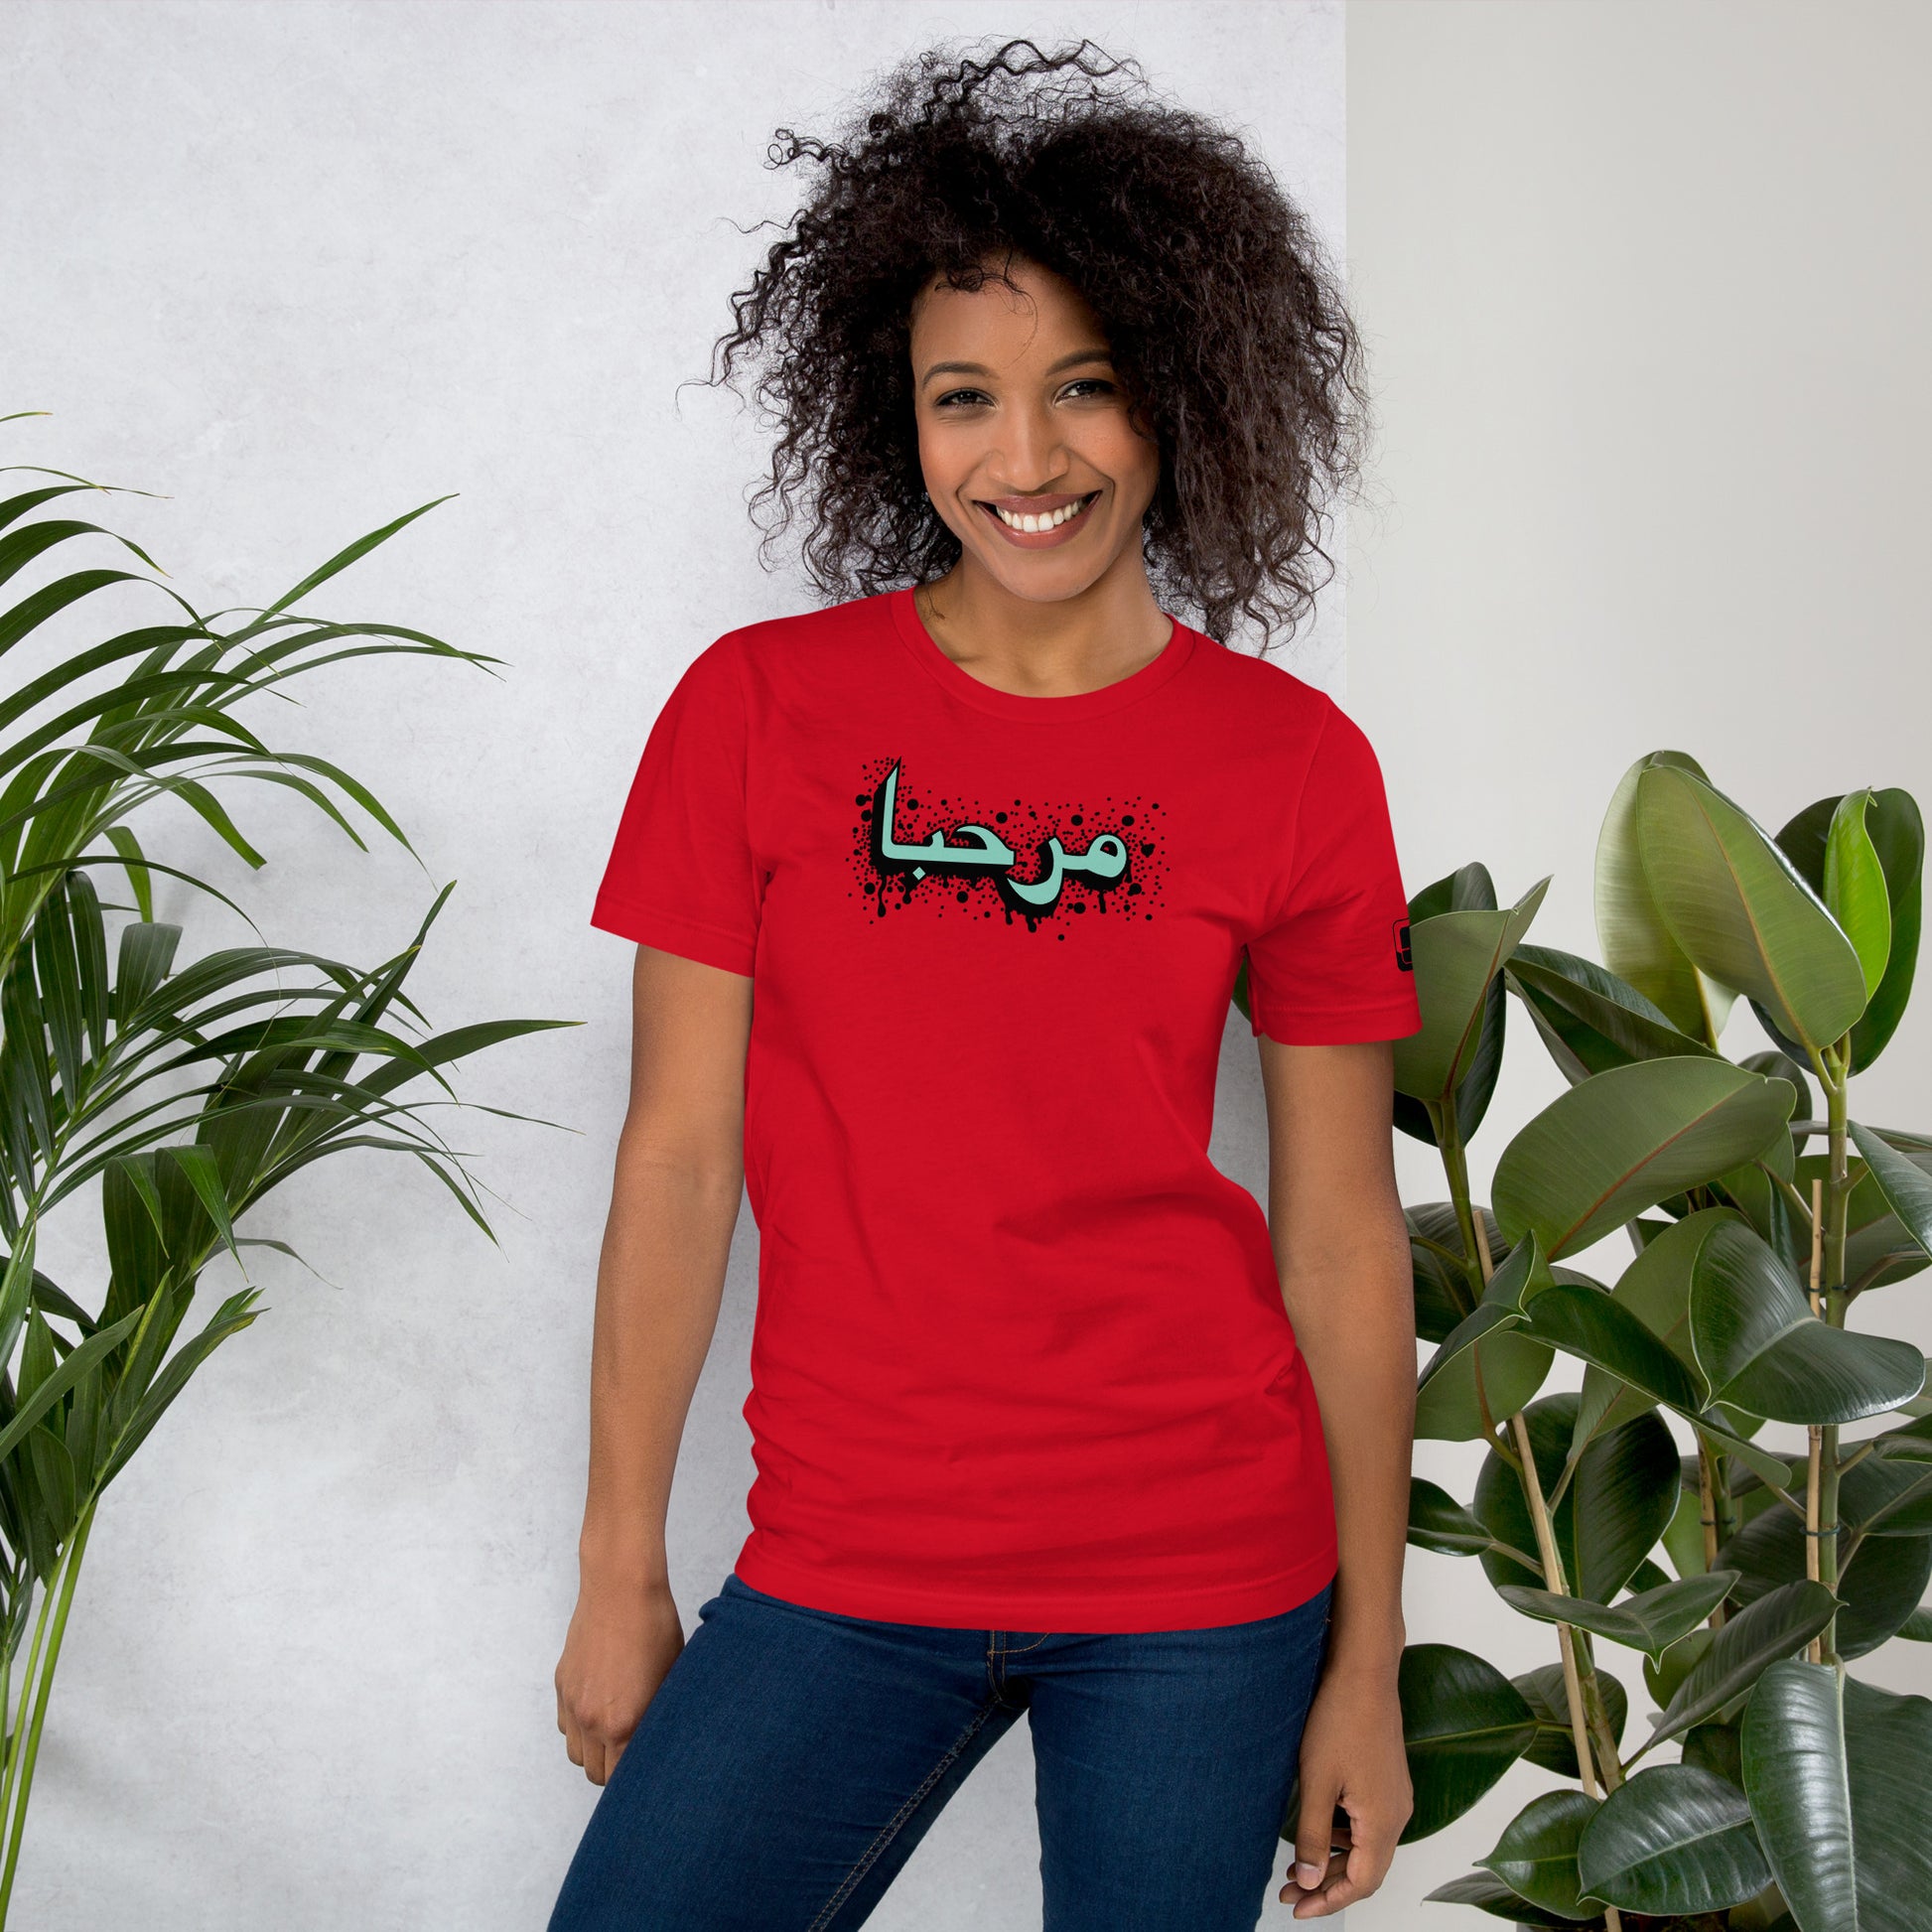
[[589, 637, 760, 976], [1243, 699, 1422, 1046]]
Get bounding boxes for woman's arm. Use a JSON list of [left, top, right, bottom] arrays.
[[1258, 1035, 1416, 1919], [554, 943, 753, 1784]]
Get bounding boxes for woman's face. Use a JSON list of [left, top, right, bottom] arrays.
[[908, 256, 1160, 605]]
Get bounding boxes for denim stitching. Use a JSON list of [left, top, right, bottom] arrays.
[[804, 1701, 1000, 1932], [1001, 1631, 1050, 1656]]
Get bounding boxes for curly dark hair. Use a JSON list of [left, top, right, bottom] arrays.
[[707, 36, 1370, 650]]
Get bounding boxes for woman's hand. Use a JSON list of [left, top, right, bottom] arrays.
[[1258, 1036, 1418, 1918], [554, 1573, 686, 1785], [1280, 1656, 1413, 1918]]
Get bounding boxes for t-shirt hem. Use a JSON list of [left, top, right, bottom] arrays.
[[732, 1539, 1340, 1633], [1249, 998, 1423, 1045], [590, 893, 756, 977]]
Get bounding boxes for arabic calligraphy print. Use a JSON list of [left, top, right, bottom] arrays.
[[852, 757, 1167, 934]]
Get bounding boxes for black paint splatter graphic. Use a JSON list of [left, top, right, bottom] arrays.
[[849, 756, 1169, 938]]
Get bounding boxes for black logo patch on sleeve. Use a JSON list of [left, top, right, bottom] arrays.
[[1392, 918, 1413, 972]]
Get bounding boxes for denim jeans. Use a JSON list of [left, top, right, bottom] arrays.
[[548, 1568, 1334, 1932]]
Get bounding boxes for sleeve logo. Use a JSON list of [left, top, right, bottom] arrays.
[[1391, 917, 1413, 972]]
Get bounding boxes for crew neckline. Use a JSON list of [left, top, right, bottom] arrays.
[[889, 585, 1198, 722]]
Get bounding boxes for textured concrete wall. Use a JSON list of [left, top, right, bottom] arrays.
[[0, 4, 1344, 1925]]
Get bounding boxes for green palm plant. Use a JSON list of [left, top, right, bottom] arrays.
[[0, 412, 573, 1918], [1244, 747, 1927, 1931]]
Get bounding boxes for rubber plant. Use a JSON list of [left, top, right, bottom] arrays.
[[0, 413, 572, 1918], [1236, 749, 1928, 1932]]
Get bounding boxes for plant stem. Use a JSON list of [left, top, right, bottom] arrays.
[[1574, 1633, 1625, 1793], [0, 1283, 203, 1916], [1807, 1178, 1825, 1663], [1509, 1419, 1625, 1929], [1711, 1447, 1735, 1567], [1821, 1042, 1851, 1296], [1696, 1437, 1725, 1629], [1432, 1103, 1502, 1434], [1509, 1409, 1598, 1797], [0, 1494, 96, 1927], [1435, 1094, 1618, 1927], [0, 1574, 57, 1848], [1810, 1043, 1854, 1667], [0, 1591, 12, 1771], [1816, 1420, 1842, 1669]]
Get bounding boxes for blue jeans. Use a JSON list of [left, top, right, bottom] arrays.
[[548, 1569, 1334, 1932]]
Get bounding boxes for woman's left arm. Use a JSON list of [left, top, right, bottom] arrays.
[[1259, 1035, 1416, 1920]]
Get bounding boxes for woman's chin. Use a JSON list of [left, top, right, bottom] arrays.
[[963, 537, 1127, 605]]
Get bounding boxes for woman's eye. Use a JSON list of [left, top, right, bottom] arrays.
[[930, 378, 1114, 409]]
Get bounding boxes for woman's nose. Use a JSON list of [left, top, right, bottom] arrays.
[[987, 404, 1069, 489]]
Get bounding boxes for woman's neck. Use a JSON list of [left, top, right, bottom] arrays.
[[913, 555, 1173, 701]]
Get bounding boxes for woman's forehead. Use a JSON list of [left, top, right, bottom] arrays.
[[909, 260, 1103, 343]]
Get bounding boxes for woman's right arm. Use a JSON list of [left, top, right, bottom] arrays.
[[553, 942, 754, 1785]]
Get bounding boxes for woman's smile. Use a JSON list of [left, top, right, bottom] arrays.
[[975, 487, 1102, 546]]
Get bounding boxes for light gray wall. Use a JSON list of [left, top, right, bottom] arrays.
[[1, 3, 1344, 1926], [1346, 2, 1932, 1925]]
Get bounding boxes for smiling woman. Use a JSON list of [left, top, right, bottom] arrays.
[[550, 36, 1422, 1932], [905, 258, 1170, 695], [710, 38, 1369, 653], [915, 300, 1138, 545]]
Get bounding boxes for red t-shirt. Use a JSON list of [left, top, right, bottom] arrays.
[[591, 587, 1420, 1631]]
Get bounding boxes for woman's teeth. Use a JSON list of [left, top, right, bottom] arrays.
[[992, 493, 1095, 533]]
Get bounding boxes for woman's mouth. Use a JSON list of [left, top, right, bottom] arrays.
[[976, 490, 1101, 547]]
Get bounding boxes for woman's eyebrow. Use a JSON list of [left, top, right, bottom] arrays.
[[917, 347, 1114, 388]]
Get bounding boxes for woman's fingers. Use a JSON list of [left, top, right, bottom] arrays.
[[1282, 1663, 1415, 1914], [556, 1668, 621, 1784], [561, 1705, 627, 1785], [1290, 1790, 1342, 1894], [1290, 1805, 1399, 1917], [552, 1580, 683, 1784]]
